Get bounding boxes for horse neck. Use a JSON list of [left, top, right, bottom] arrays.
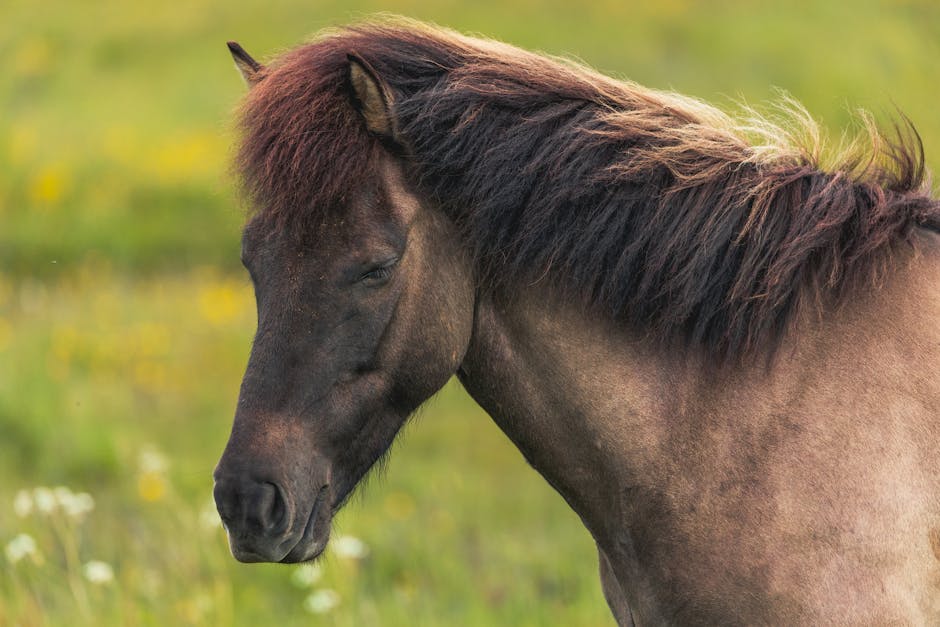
[[456, 286, 688, 544], [455, 231, 940, 548]]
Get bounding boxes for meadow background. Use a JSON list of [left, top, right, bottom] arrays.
[[1, 0, 938, 624]]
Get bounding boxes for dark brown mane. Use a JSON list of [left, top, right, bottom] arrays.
[[235, 17, 940, 360]]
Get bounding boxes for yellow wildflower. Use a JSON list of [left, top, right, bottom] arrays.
[[137, 471, 167, 502], [28, 164, 70, 206], [197, 281, 248, 326]]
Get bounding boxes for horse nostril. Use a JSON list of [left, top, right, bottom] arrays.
[[213, 477, 290, 536], [213, 477, 238, 527], [254, 482, 287, 534]]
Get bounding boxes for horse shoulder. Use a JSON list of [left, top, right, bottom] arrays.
[[618, 234, 940, 623]]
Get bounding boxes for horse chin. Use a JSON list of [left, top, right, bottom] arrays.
[[278, 485, 333, 563]]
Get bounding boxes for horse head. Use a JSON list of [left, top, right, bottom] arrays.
[[213, 47, 474, 562]]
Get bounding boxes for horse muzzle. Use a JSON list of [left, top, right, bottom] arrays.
[[213, 473, 332, 563]]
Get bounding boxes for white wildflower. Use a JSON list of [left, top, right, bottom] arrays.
[[13, 490, 33, 517], [53, 485, 74, 507], [5, 533, 38, 564], [62, 492, 95, 519], [138, 446, 168, 474], [303, 589, 340, 614], [33, 487, 57, 514], [83, 560, 114, 585], [198, 500, 222, 531], [331, 534, 369, 560], [291, 563, 323, 588]]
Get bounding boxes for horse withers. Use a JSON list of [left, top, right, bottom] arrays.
[[213, 19, 940, 624]]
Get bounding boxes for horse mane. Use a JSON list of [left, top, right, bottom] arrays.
[[235, 17, 940, 361]]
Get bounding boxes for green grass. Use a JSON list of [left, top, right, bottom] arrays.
[[2, 0, 939, 624]]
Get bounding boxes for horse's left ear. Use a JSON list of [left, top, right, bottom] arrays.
[[227, 41, 264, 87], [347, 53, 399, 141]]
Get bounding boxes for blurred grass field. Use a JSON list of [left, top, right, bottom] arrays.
[[1, 0, 938, 625]]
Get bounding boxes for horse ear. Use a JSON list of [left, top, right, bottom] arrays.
[[227, 41, 264, 87], [347, 54, 398, 140]]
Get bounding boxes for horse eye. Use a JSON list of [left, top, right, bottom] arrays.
[[358, 259, 398, 284]]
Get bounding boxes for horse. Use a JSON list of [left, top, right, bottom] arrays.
[[212, 18, 940, 625]]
